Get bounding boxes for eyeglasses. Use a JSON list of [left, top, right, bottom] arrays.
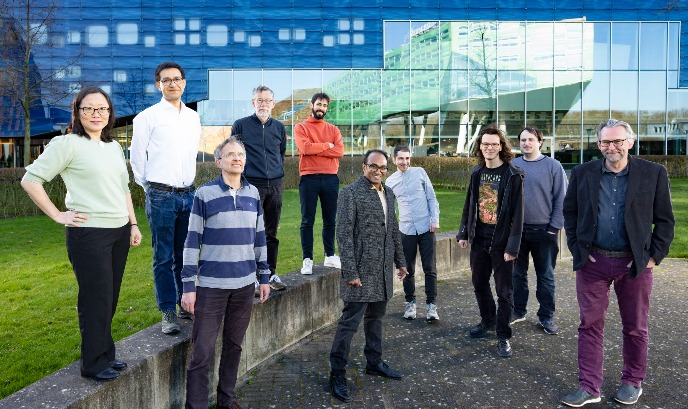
[[366, 164, 388, 172], [159, 77, 185, 86], [221, 151, 246, 159], [480, 142, 501, 149], [253, 98, 274, 105], [79, 107, 110, 116], [598, 138, 628, 148]]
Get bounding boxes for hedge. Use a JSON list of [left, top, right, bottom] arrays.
[[3, 154, 686, 218]]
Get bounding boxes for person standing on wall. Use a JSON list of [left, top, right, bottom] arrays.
[[131, 62, 201, 335], [510, 127, 568, 335], [181, 136, 270, 409], [457, 127, 524, 358], [386, 145, 441, 322], [22, 87, 142, 381], [294, 92, 344, 275], [230, 85, 288, 292]]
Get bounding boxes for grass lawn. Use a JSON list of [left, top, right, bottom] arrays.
[[1, 180, 685, 398]]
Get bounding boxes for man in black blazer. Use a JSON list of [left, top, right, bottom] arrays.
[[561, 119, 674, 408], [328, 149, 408, 403]]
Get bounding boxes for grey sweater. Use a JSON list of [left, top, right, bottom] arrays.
[[512, 155, 568, 232]]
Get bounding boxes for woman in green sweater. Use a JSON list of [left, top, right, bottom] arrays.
[[21, 87, 142, 381]]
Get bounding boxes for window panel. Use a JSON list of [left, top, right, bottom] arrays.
[[611, 23, 638, 70], [526, 22, 553, 71], [639, 23, 667, 70], [497, 22, 525, 71], [639, 71, 667, 155], [411, 21, 439, 70]]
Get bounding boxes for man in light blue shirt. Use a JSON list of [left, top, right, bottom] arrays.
[[386, 145, 440, 322]]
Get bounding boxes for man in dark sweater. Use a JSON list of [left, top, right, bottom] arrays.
[[457, 127, 524, 358], [230, 85, 288, 292]]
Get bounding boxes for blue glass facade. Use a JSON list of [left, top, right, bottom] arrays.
[[2, 1, 688, 166]]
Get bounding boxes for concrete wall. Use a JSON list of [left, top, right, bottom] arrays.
[[0, 231, 570, 409]]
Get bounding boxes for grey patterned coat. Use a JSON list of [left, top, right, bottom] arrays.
[[336, 175, 406, 302]]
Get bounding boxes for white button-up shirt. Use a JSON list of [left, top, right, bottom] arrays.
[[131, 98, 201, 189]]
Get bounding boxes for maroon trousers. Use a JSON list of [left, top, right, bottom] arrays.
[[576, 252, 653, 396]]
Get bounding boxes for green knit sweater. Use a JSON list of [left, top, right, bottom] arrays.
[[23, 133, 130, 228]]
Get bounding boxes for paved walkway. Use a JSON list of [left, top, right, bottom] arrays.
[[236, 258, 687, 408]]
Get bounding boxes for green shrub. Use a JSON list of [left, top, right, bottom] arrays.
[[4, 154, 686, 217]]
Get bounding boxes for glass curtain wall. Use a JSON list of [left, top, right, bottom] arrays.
[[204, 20, 687, 164]]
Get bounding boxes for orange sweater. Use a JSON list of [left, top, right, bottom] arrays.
[[294, 116, 344, 176]]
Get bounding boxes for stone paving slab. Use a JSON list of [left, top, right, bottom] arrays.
[[236, 259, 688, 409]]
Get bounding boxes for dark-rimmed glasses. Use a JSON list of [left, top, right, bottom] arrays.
[[366, 164, 388, 172], [159, 77, 185, 86], [79, 107, 110, 116], [598, 138, 628, 148]]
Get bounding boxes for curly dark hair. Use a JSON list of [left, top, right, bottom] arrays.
[[472, 126, 514, 167]]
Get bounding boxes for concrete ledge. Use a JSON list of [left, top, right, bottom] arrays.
[[0, 231, 569, 408]]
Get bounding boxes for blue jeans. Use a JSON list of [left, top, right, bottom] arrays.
[[299, 174, 339, 260], [145, 187, 194, 311], [512, 228, 558, 321]]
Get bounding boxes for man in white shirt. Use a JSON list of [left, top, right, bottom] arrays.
[[131, 62, 201, 335]]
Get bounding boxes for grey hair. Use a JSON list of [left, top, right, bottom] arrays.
[[252, 85, 274, 99], [597, 119, 635, 141], [214, 136, 245, 160]]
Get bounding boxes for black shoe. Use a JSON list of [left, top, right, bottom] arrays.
[[178, 306, 193, 320], [110, 360, 127, 371], [329, 374, 352, 402], [497, 338, 512, 358], [83, 367, 120, 381], [469, 322, 495, 338], [365, 361, 403, 380]]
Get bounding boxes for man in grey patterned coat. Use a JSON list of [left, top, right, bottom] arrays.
[[328, 149, 409, 403]]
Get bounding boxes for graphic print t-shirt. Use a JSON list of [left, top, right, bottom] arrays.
[[475, 163, 507, 239]]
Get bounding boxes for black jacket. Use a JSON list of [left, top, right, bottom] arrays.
[[336, 176, 406, 303], [563, 156, 674, 278], [456, 163, 525, 256], [231, 114, 287, 187]]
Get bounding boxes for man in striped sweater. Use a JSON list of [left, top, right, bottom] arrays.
[[181, 136, 270, 409]]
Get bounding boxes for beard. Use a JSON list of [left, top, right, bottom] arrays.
[[312, 109, 326, 119]]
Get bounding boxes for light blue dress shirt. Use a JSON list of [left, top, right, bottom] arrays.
[[386, 166, 440, 236]]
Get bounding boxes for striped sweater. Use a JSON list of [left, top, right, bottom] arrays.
[[181, 175, 270, 293]]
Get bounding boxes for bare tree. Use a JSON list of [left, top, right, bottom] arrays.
[[114, 71, 146, 117], [0, 0, 82, 166]]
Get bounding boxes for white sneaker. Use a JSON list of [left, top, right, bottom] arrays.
[[269, 274, 287, 291], [301, 258, 313, 275], [403, 301, 417, 320], [324, 255, 341, 269], [426, 303, 439, 321]]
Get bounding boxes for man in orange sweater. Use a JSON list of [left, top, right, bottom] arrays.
[[294, 93, 345, 275]]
